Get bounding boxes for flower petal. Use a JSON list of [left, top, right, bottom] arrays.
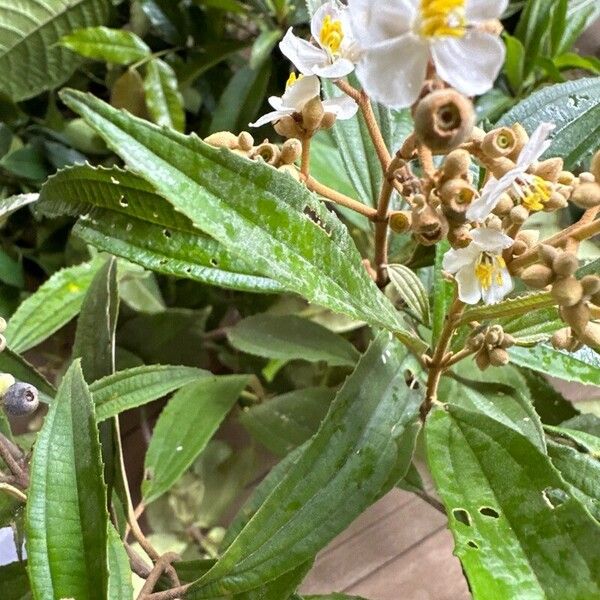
[[281, 74, 321, 111], [347, 0, 413, 48], [443, 245, 479, 273], [481, 267, 513, 304], [471, 228, 514, 252], [466, 167, 523, 222], [466, 0, 508, 21], [355, 33, 429, 108], [456, 265, 482, 305], [250, 109, 292, 128], [311, 1, 345, 45], [314, 57, 356, 78], [432, 30, 505, 96], [279, 29, 328, 76], [516, 122, 556, 169], [323, 95, 359, 119]]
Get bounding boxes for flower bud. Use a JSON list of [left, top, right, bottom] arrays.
[[581, 275, 600, 297], [467, 332, 485, 351], [475, 350, 490, 371], [237, 131, 254, 152], [500, 333, 516, 349], [509, 205, 529, 225], [2, 382, 39, 416], [274, 115, 302, 139], [389, 211, 412, 233], [442, 149, 471, 180], [204, 131, 239, 149], [561, 303, 590, 336], [539, 244, 558, 268], [510, 239, 528, 257], [582, 322, 600, 349], [552, 253, 578, 277], [551, 277, 583, 307], [252, 143, 280, 165], [521, 264, 554, 289], [591, 150, 600, 182], [517, 229, 539, 247], [551, 328, 580, 352], [579, 172, 595, 183], [488, 347, 509, 367], [320, 112, 337, 130], [301, 96, 325, 132], [482, 127, 516, 158], [493, 193, 514, 216], [533, 158, 563, 183], [558, 171, 576, 185], [571, 182, 600, 209], [484, 327, 502, 347], [280, 139, 302, 165], [544, 191, 568, 211], [413, 89, 475, 153]]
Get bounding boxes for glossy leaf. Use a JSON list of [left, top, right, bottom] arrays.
[[228, 314, 360, 366], [90, 364, 210, 422], [59, 89, 425, 352], [184, 333, 422, 597], [144, 58, 185, 132], [427, 406, 600, 599], [387, 263, 430, 325], [60, 26, 150, 64], [0, 0, 110, 101], [142, 375, 249, 503], [5, 257, 105, 353], [107, 524, 133, 600], [498, 77, 600, 169], [239, 387, 335, 456], [38, 164, 285, 294], [26, 361, 108, 600]]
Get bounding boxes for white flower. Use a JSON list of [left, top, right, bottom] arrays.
[[443, 228, 514, 305], [279, 1, 360, 78], [467, 123, 555, 222], [348, 0, 507, 108], [249, 74, 357, 128]]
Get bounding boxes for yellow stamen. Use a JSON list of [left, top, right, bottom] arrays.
[[475, 253, 505, 290], [286, 72, 303, 88], [521, 176, 552, 212], [320, 14, 344, 54], [420, 0, 466, 38]]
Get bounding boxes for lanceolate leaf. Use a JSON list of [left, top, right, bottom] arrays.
[[387, 263, 430, 325], [107, 524, 133, 599], [426, 406, 600, 599], [58, 90, 426, 353], [227, 314, 360, 366], [0, 0, 110, 101], [142, 375, 249, 503], [184, 334, 422, 598], [5, 256, 106, 353], [89, 364, 210, 422], [144, 58, 185, 132], [0, 349, 55, 402], [0, 193, 38, 220], [38, 164, 285, 294], [26, 361, 108, 600]]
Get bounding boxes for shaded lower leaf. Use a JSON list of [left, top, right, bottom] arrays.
[[0, 560, 31, 600], [26, 361, 108, 600], [0, 193, 38, 220], [185, 333, 422, 597], [426, 406, 600, 599]]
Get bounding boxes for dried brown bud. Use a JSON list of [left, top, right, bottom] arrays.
[[571, 182, 600, 209], [447, 224, 471, 248], [521, 264, 554, 289], [280, 139, 302, 165], [204, 131, 239, 149], [274, 115, 303, 139], [551, 277, 583, 307], [552, 252, 578, 277], [539, 244, 559, 268], [252, 143, 280, 165], [237, 131, 254, 152], [581, 275, 600, 297], [488, 347, 509, 367], [302, 96, 325, 132], [475, 350, 490, 371], [482, 127, 516, 158], [389, 211, 412, 233], [412, 200, 449, 245], [442, 149, 471, 180], [413, 89, 475, 153]]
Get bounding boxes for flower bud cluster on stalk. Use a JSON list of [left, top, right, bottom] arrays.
[[201, 0, 599, 407]]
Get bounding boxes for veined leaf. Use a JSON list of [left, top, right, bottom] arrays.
[[426, 406, 600, 599], [0, 0, 110, 101], [431, 240, 454, 347], [107, 524, 133, 599], [90, 364, 210, 422], [227, 314, 360, 367], [38, 164, 285, 294], [142, 375, 249, 503], [60, 26, 150, 65], [26, 361, 108, 600], [5, 256, 106, 353], [0, 349, 55, 402], [387, 263, 430, 325], [59, 90, 426, 353], [144, 58, 185, 132], [0, 193, 38, 220], [184, 333, 422, 597]]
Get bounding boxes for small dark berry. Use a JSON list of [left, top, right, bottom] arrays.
[[2, 382, 39, 416]]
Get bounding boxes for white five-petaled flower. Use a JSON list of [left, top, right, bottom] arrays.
[[249, 74, 358, 128], [443, 228, 514, 305], [347, 0, 507, 108], [279, 1, 360, 79], [467, 122, 556, 222]]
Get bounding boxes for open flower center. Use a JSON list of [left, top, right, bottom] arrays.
[[420, 0, 467, 38], [286, 72, 303, 88], [320, 15, 344, 54], [475, 252, 506, 290], [514, 175, 552, 212]]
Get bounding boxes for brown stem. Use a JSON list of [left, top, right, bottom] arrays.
[[305, 175, 378, 219], [125, 543, 153, 579], [137, 552, 180, 599], [300, 134, 312, 178], [374, 179, 394, 286], [147, 584, 192, 600], [443, 346, 476, 369], [0, 482, 27, 502], [0, 434, 28, 488]]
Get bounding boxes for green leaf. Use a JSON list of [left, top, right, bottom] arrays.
[[509, 345, 600, 386], [249, 29, 282, 68], [0, 145, 48, 181], [0, 193, 38, 220], [520, 368, 578, 425], [426, 405, 600, 599], [144, 58, 185, 132], [514, 0, 557, 77], [228, 314, 360, 367], [387, 263, 430, 325], [26, 360, 108, 599], [0, 0, 110, 101], [0, 349, 55, 402], [107, 524, 133, 599], [239, 387, 335, 456], [431, 240, 454, 347], [142, 375, 249, 503], [503, 33, 525, 93], [60, 26, 151, 65], [38, 164, 284, 294], [59, 89, 425, 353], [498, 77, 600, 169], [90, 364, 210, 422], [5, 257, 105, 354], [0, 560, 31, 600], [184, 333, 422, 597], [301, 596, 369, 600]]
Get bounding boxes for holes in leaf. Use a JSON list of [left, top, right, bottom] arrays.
[[184, 267, 192, 274], [118, 195, 128, 207], [303, 205, 332, 236], [542, 487, 568, 510], [479, 507, 499, 519], [467, 540, 479, 549], [143, 468, 154, 481], [163, 228, 172, 239], [452, 508, 471, 527], [209, 258, 219, 267], [404, 370, 420, 390]]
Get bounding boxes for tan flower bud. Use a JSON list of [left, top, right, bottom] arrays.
[[571, 182, 600, 209], [482, 127, 516, 158], [475, 350, 490, 371], [552, 252, 578, 277], [517, 229, 539, 247], [551, 277, 583, 307], [302, 96, 324, 132], [492, 193, 514, 216], [581, 275, 600, 297], [442, 149, 471, 180], [204, 131, 238, 149], [447, 224, 471, 247], [558, 171, 576, 185], [467, 332, 485, 351], [274, 115, 302, 139], [488, 347, 509, 367], [582, 322, 600, 349], [544, 191, 568, 211], [252, 142, 280, 165], [533, 158, 563, 183], [510, 239, 528, 257], [551, 327, 578, 351], [591, 150, 600, 182], [521, 264, 554, 289], [280, 138, 302, 165], [561, 303, 591, 336], [389, 211, 412, 233], [539, 244, 559, 267], [510, 205, 529, 225], [484, 326, 502, 347], [320, 112, 337, 130], [237, 131, 254, 152], [413, 89, 475, 152], [412, 201, 449, 246], [579, 171, 595, 183], [500, 333, 516, 349], [506, 123, 529, 161]]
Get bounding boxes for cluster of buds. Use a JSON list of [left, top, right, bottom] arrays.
[[467, 325, 516, 371], [204, 131, 303, 180], [521, 246, 600, 350], [570, 153, 600, 210]]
